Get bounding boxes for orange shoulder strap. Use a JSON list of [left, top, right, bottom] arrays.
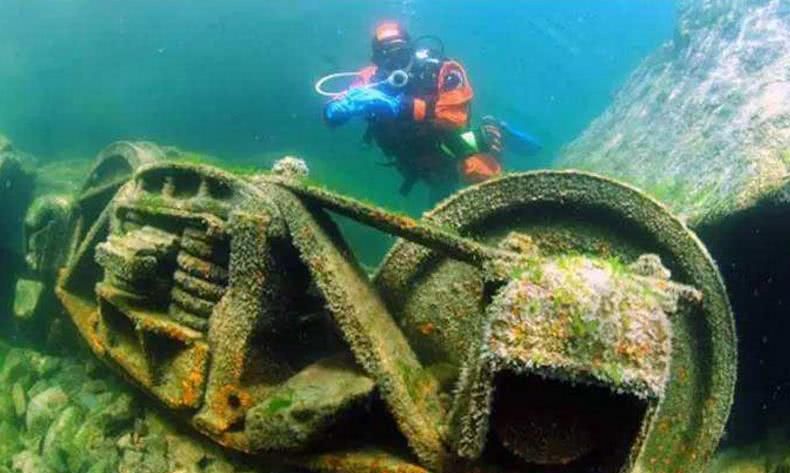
[[434, 61, 474, 129]]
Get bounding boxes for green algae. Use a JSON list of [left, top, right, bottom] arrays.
[[0, 389, 15, 421], [170, 150, 265, 176], [503, 254, 675, 395], [781, 148, 790, 167], [0, 421, 22, 464], [264, 391, 295, 416]]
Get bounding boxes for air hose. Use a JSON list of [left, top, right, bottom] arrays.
[[314, 69, 410, 98]]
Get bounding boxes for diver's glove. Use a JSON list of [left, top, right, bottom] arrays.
[[481, 115, 541, 156], [324, 87, 403, 127]]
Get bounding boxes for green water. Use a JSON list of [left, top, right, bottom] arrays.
[[0, 0, 674, 264], [2, 1, 787, 473]]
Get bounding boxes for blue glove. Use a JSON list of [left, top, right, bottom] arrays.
[[350, 87, 403, 118], [324, 87, 402, 127]]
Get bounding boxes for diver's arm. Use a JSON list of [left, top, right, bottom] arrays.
[[323, 100, 353, 127], [324, 87, 404, 127], [326, 91, 437, 125], [323, 65, 381, 128]]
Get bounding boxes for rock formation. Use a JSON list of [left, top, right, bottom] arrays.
[[0, 135, 35, 333], [0, 342, 268, 473], [558, 0, 789, 226]]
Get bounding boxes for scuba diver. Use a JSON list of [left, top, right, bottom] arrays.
[[317, 22, 540, 202]]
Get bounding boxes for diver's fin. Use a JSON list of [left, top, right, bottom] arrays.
[[500, 121, 542, 156]]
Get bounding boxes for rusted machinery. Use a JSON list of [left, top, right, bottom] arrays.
[[15, 141, 735, 473], [13, 142, 163, 330]]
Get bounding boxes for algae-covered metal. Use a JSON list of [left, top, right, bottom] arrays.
[[12, 141, 161, 330], [375, 173, 736, 473], [44, 142, 735, 473]]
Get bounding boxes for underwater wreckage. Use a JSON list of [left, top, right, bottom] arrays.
[[5, 141, 735, 473]]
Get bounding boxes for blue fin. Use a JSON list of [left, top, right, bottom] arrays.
[[499, 120, 542, 156]]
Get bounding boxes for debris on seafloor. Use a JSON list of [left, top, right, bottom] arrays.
[[3, 140, 737, 473], [0, 341, 266, 473]]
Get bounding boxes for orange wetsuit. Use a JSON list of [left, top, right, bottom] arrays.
[[351, 59, 502, 198]]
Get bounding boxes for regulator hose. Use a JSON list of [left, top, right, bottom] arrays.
[[314, 69, 410, 98]]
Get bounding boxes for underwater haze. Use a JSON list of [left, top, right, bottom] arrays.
[[0, 0, 675, 263], [0, 2, 673, 192], [9, 1, 790, 473]]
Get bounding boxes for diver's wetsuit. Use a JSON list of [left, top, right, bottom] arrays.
[[365, 111, 461, 199], [347, 52, 502, 202]]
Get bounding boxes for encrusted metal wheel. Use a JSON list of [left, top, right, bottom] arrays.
[[79, 141, 164, 198], [66, 141, 163, 264], [375, 170, 736, 473]]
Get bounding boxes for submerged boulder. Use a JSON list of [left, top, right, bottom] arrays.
[[25, 387, 69, 438], [0, 134, 12, 153], [0, 344, 280, 473], [558, 0, 789, 225], [0, 136, 35, 330], [11, 384, 26, 419], [41, 406, 83, 471], [11, 451, 54, 473]]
